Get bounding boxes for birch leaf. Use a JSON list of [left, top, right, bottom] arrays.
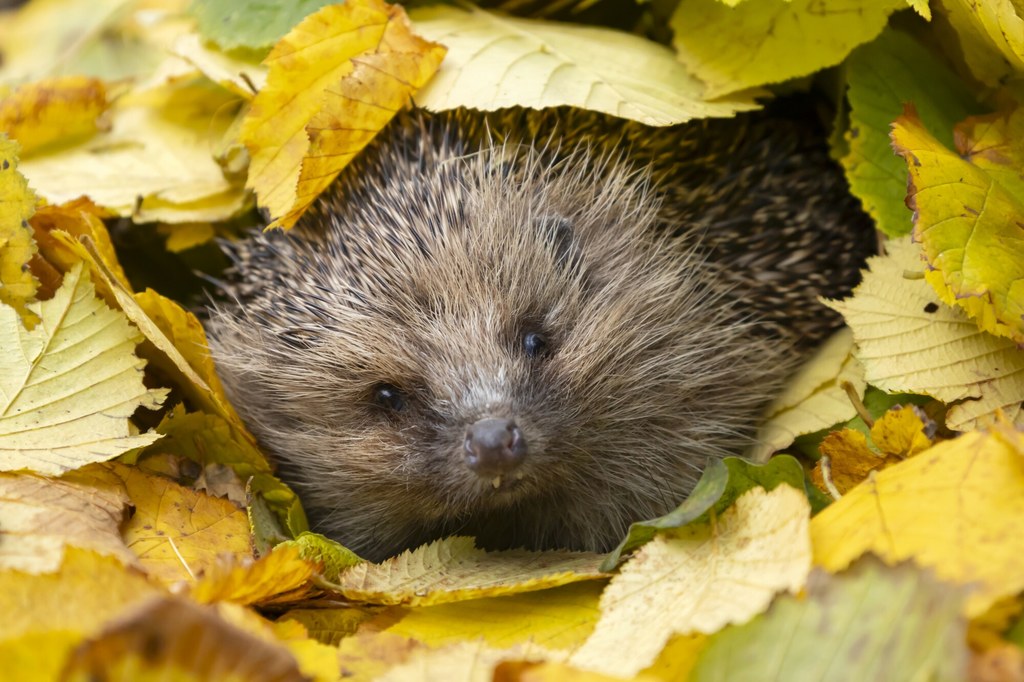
[[171, 33, 267, 99], [690, 559, 967, 681], [937, 0, 1024, 88], [811, 424, 1024, 617], [749, 328, 865, 462], [571, 486, 811, 678], [0, 262, 166, 475], [826, 238, 1024, 431], [0, 466, 135, 573], [241, 0, 446, 230], [671, 0, 902, 98], [191, 0, 336, 52], [840, 29, 980, 237], [892, 106, 1024, 345], [409, 5, 761, 125], [190, 544, 318, 606], [332, 536, 606, 606], [0, 136, 40, 325]]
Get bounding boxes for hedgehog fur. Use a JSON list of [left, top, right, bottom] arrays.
[[205, 106, 872, 561]]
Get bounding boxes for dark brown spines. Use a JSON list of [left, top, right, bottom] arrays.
[[206, 107, 870, 560]]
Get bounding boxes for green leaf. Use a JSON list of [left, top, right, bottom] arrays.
[[0, 262, 167, 475], [690, 558, 967, 682], [602, 456, 807, 570], [670, 0, 902, 98], [280, 532, 363, 583], [840, 29, 981, 237], [189, 0, 337, 52]]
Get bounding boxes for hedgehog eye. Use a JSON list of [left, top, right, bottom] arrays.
[[522, 332, 549, 358], [373, 384, 407, 412]]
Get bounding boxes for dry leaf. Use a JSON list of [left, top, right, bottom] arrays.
[[0, 136, 40, 325], [241, 0, 446, 229], [333, 536, 606, 606], [571, 485, 811, 678], [0, 76, 109, 155], [190, 544, 318, 606]]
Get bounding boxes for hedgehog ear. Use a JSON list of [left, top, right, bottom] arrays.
[[537, 214, 582, 272]]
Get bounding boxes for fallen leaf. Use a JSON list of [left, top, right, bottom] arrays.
[[18, 80, 245, 223], [811, 423, 1024, 616], [749, 328, 866, 462], [332, 536, 606, 606], [671, 0, 902, 98], [689, 558, 967, 681], [409, 5, 761, 125], [0, 261, 166, 475], [604, 455, 809, 569], [937, 0, 1024, 88], [190, 0, 336, 52], [190, 544, 318, 606], [0, 136, 40, 325], [870, 404, 934, 458], [571, 485, 811, 678], [0, 630, 81, 682], [279, 532, 361, 582], [0, 76, 109, 155], [0, 465, 135, 573], [62, 596, 310, 682], [826, 237, 1024, 430], [840, 29, 980, 237], [108, 462, 252, 585], [375, 640, 559, 682], [892, 105, 1024, 344], [0, 547, 160, 641], [241, 0, 446, 230], [382, 581, 604, 651], [170, 32, 267, 99]]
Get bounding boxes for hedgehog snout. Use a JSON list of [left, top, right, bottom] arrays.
[[463, 418, 527, 481]]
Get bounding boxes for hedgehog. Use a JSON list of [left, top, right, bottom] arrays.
[[205, 105, 873, 561]]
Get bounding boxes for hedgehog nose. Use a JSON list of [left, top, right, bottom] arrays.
[[464, 418, 527, 477]]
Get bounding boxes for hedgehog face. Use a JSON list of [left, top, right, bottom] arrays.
[[207, 116, 789, 561]]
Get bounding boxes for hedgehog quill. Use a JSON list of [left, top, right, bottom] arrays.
[[207, 107, 872, 561]]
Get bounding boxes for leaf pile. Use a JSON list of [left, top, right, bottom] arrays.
[[2, 0, 1024, 679]]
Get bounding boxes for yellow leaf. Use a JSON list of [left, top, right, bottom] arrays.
[[0, 136, 40, 326], [190, 544, 318, 606], [0, 630, 81, 682], [826, 237, 1024, 431], [0, 547, 160, 641], [0, 262, 166, 475], [570, 485, 811, 678], [494, 660, 660, 682], [813, 429, 896, 496], [383, 581, 604, 651], [375, 640, 563, 682], [749, 328, 866, 462], [108, 462, 252, 585], [671, 0, 903, 98], [892, 106, 1024, 345], [332, 536, 606, 606], [811, 423, 1024, 616], [870, 405, 934, 458], [0, 76, 109, 155], [937, 0, 1024, 88], [29, 197, 130, 292], [241, 0, 446, 230], [157, 221, 216, 253], [61, 597, 311, 682], [18, 81, 245, 223], [171, 32, 267, 99], [408, 5, 761, 125], [0, 465, 136, 573]]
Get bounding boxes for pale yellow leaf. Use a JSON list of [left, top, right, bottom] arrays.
[[157, 222, 216, 253], [748, 328, 866, 462], [0, 262, 166, 475], [811, 423, 1024, 617], [241, 0, 446, 230], [671, 0, 903, 98], [171, 32, 267, 98], [938, 0, 1024, 88], [18, 81, 244, 223], [108, 462, 252, 585], [333, 536, 606, 606], [571, 485, 811, 678], [826, 237, 1024, 431], [0, 465, 135, 573], [410, 5, 762, 125], [375, 640, 562, 682]]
